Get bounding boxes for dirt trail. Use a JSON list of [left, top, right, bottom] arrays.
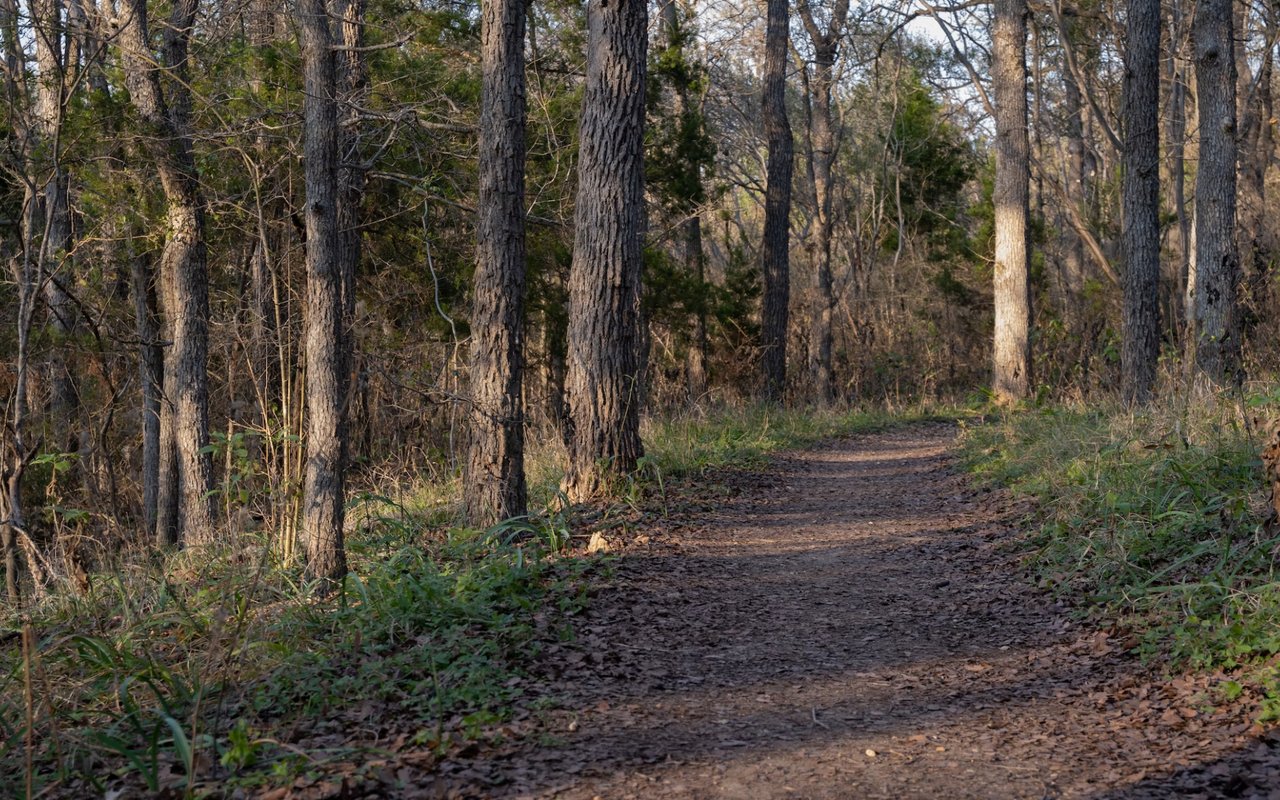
[[441, 426, 1278, 799]]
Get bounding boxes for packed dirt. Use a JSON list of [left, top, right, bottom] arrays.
[[383, 426, 1280, 798]]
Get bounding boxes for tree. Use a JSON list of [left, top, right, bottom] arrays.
[[761, 0, 793, 401], [117, 0, 216, 546], [648, 0, 714, 403], [797, 0, 851, 405], [562, 0, 648, 502], [991, 0, 1032, 402], [1187, 0, 1239, 387], [298, 0, 349, 583], [464, 0, 528, 525], [1120, 0, 1161, 404]]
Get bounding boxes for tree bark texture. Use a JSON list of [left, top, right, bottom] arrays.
[[464, 0, 528, 525], [761, 0, 793, 402], [562, 0, 647, 502], [1189, 0, 1240, 386], [298, 0, 349, 583], [991, 0, 1033, 402], [117, 0, 216, 546], [1121, 0, 1161, 405]]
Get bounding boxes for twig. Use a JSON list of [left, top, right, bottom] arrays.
[[811, 707, 831, 729]]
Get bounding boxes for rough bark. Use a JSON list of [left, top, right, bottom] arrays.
[[562, 0, 647, 502], [991, 0, 1033, 402], [464, 0, 528, 525], [298, 0, 348, 583], [1188, 0, 1240, 386], [117, 0, 216, 546], [761, 0, 793, 402], [1120, 0, 1161, 405]]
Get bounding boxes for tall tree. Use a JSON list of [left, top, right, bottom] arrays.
[[650, 0, 713, 403], [298, 0, 349, 583], [991, 0, 1032, 402], [761, 0, 793, 401], [31, 0, 80, 445], [797, 0, 851, 405], [562, 0, 648, 502], [1187, 0, 1239, 386], [1120, 0, 1161, 404], [117, 0, 216, 546], [464, 0, 528, 525]]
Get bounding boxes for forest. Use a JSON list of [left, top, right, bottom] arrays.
[[4, 0, 1280, 796]]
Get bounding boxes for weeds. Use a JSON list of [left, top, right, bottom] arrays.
[[959, 399, 1280, 710], [0, 500, 588, 797]]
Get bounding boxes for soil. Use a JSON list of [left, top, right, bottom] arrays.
[[286, 425, 1280, 799]]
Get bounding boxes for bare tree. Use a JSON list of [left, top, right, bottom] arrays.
[[562, 0, 648, 501], [991, 0, 1032, 402], [464, 0, 528, 524]]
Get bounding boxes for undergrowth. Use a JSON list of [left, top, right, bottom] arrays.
[[0, 500, 587, 797], [959, 397, 1280, 717]]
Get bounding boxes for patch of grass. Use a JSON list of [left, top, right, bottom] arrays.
[[959, 399, 1280, 706], [0, 502, 587, 797], [642, 402, 964, 478]]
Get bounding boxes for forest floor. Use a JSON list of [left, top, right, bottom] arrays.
[[368, 423, 1279, 800]]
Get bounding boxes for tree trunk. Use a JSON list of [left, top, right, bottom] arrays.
[[797, 0, 850, 406], [1061, 52, 1087, 324], [247, 1, 281, 420], [131, 249, 163, 542], [1166, 0, 1190, 339], [562, 0, 647, 502], [1188, 0, 1240, 386], [31, 0, 80, 448], [760, 0, 793, 402], [298, 0, 348, 583], [117, 0, 215, 546], [660, 0, 708, 403], [1120, 0, 1161, 405], [464, 0, 528, 525], [1237, 0, 1273, 331], [991, 0, 1032, 402]]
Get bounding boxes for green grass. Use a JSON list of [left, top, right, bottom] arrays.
[[0, 500, 588, 797], [641, 402, 963, 478], [959, 400, 1280, 716]]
